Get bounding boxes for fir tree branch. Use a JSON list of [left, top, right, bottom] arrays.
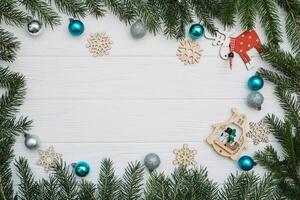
[[0, 28, 20, 63], [253, 173, 278, 200], [18, 0, 61, 28], [50, 0, 86, 18], [78, 180, 96, 200], [169, 167, 188, 199], [217, 0, 237, 28], [0, 116, 32, 137], [0, 0, 28, 27], [237, 0, 257, 30], [85, 0, 106, 19], [97, 158, 119, 200], [41, 177, 58, 200], [103, 0, 135, 24], [144, 172, 170, 200]]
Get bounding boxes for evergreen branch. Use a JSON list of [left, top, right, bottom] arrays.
[[237, 0, 257, 30], [0, 136, 15, 200], [85, 0, 106, 19], [103, 0, 135, 24], [97, 158, 119, 200], [52, 161, 78, 200], [119, 161, 144, 200], [0, 116, 32, 137], [78, 180, 96, 200], [217, 0, 237, 28], [258, 0, 283, 46], [51, 0, 86, 18], [0, 0, 28, 27], [15, 157, 39, 200], [18, 0, 61, 28], [0, 28, 20, 62], [254, 173, 278, 200], [144, 172, 170, 200], [40, 177, 58, 200], [169, 167, 188, 199]]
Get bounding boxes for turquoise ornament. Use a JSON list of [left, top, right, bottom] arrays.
[[248, 75, 264, 91], [68, 19, 84, 36], [189, 22, 205, 40], [238, 155, 256, 171], [73, 161, 90, 177]]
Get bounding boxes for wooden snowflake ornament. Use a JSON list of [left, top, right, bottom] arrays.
[[86, 32, 113, 57], [177, 39, 202, 65], [247, 120, 270, 145], [173, 144, 197, 166], [37, 146, 62, 172]]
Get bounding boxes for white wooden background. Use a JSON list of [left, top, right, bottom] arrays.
[[3, 12, 289, 184]]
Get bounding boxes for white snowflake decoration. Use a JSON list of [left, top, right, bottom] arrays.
[[177, 39, 202, 65], [86, 32, 113, 57], [173, 144, 197, 166], [37, 146, 62, 172], [246, 120, 270, 145]]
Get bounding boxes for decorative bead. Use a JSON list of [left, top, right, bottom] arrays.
[[27, 18, 43, 36], [247, 91, 264, 110], [130, 20, 147, 39], [68, 19, 84, 36], [228, 52, 234, 58], [73, 161, 90, 177], [238, 155, 256, 171], [248, 75, 264, 91], [189, 23, 205, 40], [24, 133, 40, 150], [144, 153, 160, 171]]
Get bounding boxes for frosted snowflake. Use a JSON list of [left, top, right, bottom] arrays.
[[37, 146, 62, 172], [173, 144, 197, 166], [177, 39, 202, 65], [247, 120, 270, 145], [86, 32, 113, 57]]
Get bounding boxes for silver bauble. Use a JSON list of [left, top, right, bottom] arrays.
[[247, 91, 264, 110], [27, 19, 43, 36], [24, 133, 40, 150], [144, 153, 160, 171], [130, 20, 147, 39]]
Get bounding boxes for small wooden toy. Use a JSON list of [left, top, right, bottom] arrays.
[[207, 108, 248, 160]]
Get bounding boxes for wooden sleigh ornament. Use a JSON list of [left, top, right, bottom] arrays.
[[207, 108, 248, 160]]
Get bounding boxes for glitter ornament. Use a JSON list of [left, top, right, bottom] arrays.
[[37, 146, 62, 172], [86, 32, 113, 57], [247, 91, 264, 110], [173, 144, 197, 166], [72, 161, 90, 177], [238, 155, 256, 171], [248, 75, 264, 91], [177, 39, 202, 65], [130, 20, 147, 39], [24, 133, 40, 150], [27, 17, 43, 36], [68, 19, 84, 36], [144, 153, 160, 171], [189, 23, 205, 40], [247, 120, 270, 145]]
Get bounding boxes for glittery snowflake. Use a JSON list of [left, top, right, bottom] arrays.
[[177, 39, 202, 65], [246, 120, 270, 145], [173, 144, 197, 166], [37, 146, 62, 171], [86, 32, 113, 57]]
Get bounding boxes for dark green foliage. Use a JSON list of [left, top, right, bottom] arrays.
[[0, 28, 20, 62], [51, 0, 87, 18], [237, 0, 257, 30], [85, 0, 106, 19], [78, 180, 97, 200], [217, 0, 237, 28], [0, 0, 27, 27]]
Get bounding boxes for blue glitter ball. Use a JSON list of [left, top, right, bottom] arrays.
[[68, 19, 84, 36], [189, 23, 205, 40], [74, 161, 90, 177], [238, 155, 256, 171], [248, 75, 264, 91]]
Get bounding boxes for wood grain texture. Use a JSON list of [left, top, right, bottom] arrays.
[[2, 12, 289, 183]]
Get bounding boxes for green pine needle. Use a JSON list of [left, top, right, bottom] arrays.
[[0, 28, 20, 63], [237, 0, 257, 30], [85, 0, 106, 19]]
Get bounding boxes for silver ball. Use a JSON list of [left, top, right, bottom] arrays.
[[247, 91, 264, 110], [144, 153, 160, 171], [130, 20, 147, 39], [24, 134, 40, 150], [27, 19, 43, 36]]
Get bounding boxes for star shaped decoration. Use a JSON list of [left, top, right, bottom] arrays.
[[37, 146, 62, 172], [246, 120, 270, 145], [173, 144, 197, 166], [86, 32, 113, 57], [177, 39, 202, 65]]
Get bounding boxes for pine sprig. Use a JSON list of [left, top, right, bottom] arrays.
[[51, 0, 86, 18], [97, 158, 119, 200], [103, 0, 135, 24], [78, 180, 96, 200], [144, 172, 170, 200], [85, 0, 106, 19], [40, 177, 58, 200], [0, 0, 28, 27], [0, 28, 20, 62], [19, 0, 61, 28], [0, 116, 32, 137], [237, 0, 257, 30]]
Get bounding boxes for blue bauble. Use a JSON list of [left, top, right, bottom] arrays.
[[74, 161, 90, 177], [68, 19, 84, 36], [238, 155, 256, 171], [248, 75, 264, 91], [189, 23, 205, 40]]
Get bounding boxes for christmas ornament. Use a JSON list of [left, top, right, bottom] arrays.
[[37, 146, 62, 171], [144, 153, 160, 171], [86, 32, 113, 57], [173, 144, 197, 166], [24, 133, 40, 150], [247, 120, 270, 145], [68, 19, 84, 36], [205, 29, 261, 70], [238, 155, 256, 171], [189, 22, 205, 40], [177, 39, 203, 65], [207, 108, 248, 160], [248, 75, 264, 91], [247, 91, 264, 110], [26, 17, 43, 36], [130, 20, 147, 39], [72, 161, 90, 177]]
